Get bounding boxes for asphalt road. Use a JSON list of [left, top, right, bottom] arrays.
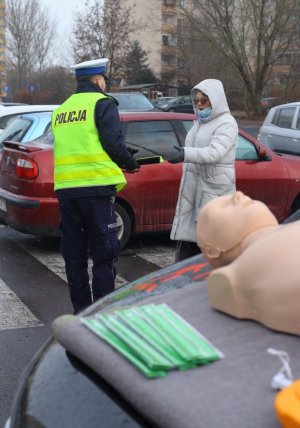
[[0, 225, 175, 426]]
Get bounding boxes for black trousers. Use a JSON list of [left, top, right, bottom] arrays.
[[59, 196, 119, 313], [175, 240, 201, 263]]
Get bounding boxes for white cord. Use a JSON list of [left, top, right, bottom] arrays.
[[267, 347, 294, 391]]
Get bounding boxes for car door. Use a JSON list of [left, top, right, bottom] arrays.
[[120, 119, 186, 231], [263, 106, 299, 155], [236, 133, 290, 220]]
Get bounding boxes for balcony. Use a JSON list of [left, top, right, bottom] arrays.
[[161, 44, 177, 55], [162, 23, 177, 34], [161, 64, 177, 74]]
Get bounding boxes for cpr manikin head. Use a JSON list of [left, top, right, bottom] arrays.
[[196, 191, 278, 268], [196, 192, 300, 336]]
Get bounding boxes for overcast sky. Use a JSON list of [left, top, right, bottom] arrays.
[[39, 0, 85, 64]]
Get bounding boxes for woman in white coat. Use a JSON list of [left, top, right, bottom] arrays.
[[165, 79, 238, 262]]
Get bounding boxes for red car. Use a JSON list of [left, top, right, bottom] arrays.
[[1, 111, 300, 248]]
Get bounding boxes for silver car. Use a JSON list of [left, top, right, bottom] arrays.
[[258, 101, 300, 156]]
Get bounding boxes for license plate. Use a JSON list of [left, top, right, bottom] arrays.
[[0, 198, 6, 212]]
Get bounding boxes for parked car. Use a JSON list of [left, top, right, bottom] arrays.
[[151, 97, 174, 109], [0, 105, 58, 133], [4, 251, 300, 428], [260, 97, 281, 113], [159, 95, 194, 113], [258, 101, 300, 156], [1, 110, 300, 248], [0, 111, 194, 247], [108, 92, 156, 111]]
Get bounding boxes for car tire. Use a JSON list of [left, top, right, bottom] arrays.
[[115, 202, 132, 249], [168, 108, 176, 112]]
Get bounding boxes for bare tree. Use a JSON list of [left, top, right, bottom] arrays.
[[6, 0, 56, 92], [177, 22, 235, 84], [72, 0, 105, 62], [179, 0, 300, 116], [72, 0, 138, 88], [31, 66, 75, 104]]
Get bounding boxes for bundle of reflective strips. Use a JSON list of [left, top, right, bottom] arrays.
[[81, 304, 223, 378]]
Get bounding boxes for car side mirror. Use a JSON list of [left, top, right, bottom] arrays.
[[258, 145, 272, 161]]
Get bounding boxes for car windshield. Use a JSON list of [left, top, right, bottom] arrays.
[[109, 93, 154, 111], [0, 117, 32, 143]]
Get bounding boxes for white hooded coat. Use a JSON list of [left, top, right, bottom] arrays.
[[170, 79, 238, 243]]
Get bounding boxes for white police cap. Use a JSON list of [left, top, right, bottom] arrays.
[[70, 58, 109, 77]]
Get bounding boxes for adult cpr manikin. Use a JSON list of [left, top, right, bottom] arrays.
[[196, 191, 300, 336]]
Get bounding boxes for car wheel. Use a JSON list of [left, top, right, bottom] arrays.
[[115, 202, 132, 249], [168, 107, 176, 112]]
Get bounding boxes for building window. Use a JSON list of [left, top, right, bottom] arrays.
[[177, 58, 184, 68], [162, 54, 177, 66], [163, 14, 177, 25], [177, 18, 184, 31], [162, 35, 169, 46]]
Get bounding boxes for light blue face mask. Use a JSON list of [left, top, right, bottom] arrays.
[[197, 107, 212, 124]]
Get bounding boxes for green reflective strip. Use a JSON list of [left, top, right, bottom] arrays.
[[55, 167, 124, 182], [54, 180, 126, 193], [55, 152, 110, 166]]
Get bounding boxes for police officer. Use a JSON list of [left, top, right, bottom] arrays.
[[52, 58, 139, 313]]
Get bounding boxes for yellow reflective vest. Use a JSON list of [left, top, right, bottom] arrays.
[[52, 92, 126, 192]]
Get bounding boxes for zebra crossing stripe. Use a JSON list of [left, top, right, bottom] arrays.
[[0, 278, 43, 330], [11, 248, 128, 289]]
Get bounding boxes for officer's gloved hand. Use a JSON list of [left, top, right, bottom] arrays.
[[164, 145, 184, 164], [124, 157, 140, 173]]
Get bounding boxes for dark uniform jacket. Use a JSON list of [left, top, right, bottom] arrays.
[[56, 81, 137, 200]]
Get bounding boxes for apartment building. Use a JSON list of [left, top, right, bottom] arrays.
[[122, 0, 191, 95]]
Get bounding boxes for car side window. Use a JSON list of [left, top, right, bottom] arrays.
[[272, 107, 296, 129], [236, 135, 258, 160], [124, 120, 180, 158]]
